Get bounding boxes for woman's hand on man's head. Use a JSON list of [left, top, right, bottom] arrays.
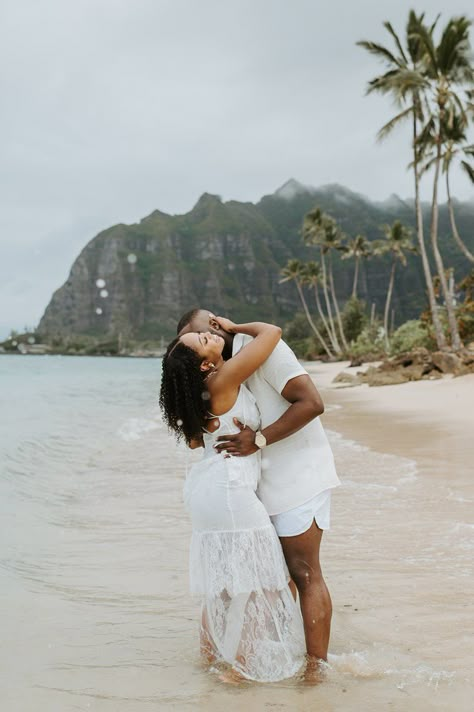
[[211, 315, 237, 334]]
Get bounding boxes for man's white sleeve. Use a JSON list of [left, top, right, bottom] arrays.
[[259, 339, 307, 394]]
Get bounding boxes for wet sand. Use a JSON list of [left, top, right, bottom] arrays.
[[309, 360, 474, 489], [307, 362, 474, 711]]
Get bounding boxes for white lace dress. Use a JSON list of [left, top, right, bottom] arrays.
[[183, 384, 305, 682]]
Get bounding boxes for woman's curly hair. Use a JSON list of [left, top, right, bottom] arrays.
[[159, 336, 210, 444]]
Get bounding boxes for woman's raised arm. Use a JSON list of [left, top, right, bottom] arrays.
[[211, 318, 281, 391]]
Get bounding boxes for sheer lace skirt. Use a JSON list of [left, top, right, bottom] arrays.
[[200, 585, 305, 682], [184, 453, 305, 681]]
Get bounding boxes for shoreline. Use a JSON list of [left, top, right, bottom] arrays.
[[0, 350, 164, 359], [305, 360, 473, 707], [306, 360, 474, 483]]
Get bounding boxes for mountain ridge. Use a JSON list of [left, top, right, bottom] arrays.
[[38, 180, 474, 341]]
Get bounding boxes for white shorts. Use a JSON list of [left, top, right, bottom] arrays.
[[270, 489, 332, 538]]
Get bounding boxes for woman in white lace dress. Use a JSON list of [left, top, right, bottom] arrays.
[[159, 318, 305, 682]]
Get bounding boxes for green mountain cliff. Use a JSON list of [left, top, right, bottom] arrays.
[[38, 180, 474, 341]]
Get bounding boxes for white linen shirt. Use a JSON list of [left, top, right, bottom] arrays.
[[232, 334, 341, 516]]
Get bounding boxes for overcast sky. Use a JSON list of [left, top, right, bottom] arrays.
[[1, 0, 473, 338]]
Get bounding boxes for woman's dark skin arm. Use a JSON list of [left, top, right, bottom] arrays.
[[189, 416, 221, 449], [213, 374, 324, 456], [185, 319, 281, 448]]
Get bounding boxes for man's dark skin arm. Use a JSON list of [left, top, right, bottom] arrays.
[[214, 374, 324, 456]]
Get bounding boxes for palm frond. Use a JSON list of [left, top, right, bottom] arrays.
[[409, 21, 438, 75], [383, 21, 408, 64], [416, 116, 436, 150], [418, 154, 438, 177], [450, 93, 470, 126], [356, 40, 403, 68], [437, 17, 473, 76], [366, 69, 402, 96], [377, 105, 413, 141], [428, 14, 441, 37], [406, 11, 434, 64], [461, 160, 474, 184]]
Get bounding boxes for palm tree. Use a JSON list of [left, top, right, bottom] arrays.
[[373, 221, 418, 350], [440, 111, 474, 263], [300, 261, 342, 355], [303, 208, 349, 351], [358, 11, 448, 350], [341, 234, 372, 297], [280, 259, 334, 358], [302, 209, 340, 351], [414, 16, 474, 350]]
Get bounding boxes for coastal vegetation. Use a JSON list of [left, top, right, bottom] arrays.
[[359, 9, 473, 352], [282, 9, 474, 366]]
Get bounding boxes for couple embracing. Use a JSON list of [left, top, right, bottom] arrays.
[[160, 310, 341, 683]]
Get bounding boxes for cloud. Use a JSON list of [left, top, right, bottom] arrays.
[[0, 0, 472, 336]]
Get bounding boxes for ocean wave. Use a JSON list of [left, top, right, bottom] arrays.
[[116, 418, 161, 441], [328, 647, 455, 689]]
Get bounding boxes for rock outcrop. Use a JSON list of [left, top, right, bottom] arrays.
[[333, 347, 474, 387]]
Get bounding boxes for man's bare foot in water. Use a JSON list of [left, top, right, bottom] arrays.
[[302, 655, 328, 685]]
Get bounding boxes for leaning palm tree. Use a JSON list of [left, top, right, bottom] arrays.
[[358, 11, 448, 350], [341, 234, 372, 297], [414, 16, 474, 350], [300, 261, 342, 355], [303, 208, 349, 351], [302, 209, 340, 351], [373, 221, 418, 350], [440, 110, 474, 263], [280, 259, 334, 358], [320, 218, 350, 352]]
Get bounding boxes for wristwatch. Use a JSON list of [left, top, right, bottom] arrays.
[[255, 431, 267, 449]]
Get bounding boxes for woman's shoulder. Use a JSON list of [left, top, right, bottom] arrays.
[[207, 382, 241, 417]]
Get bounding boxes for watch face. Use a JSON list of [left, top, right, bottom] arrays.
[[255, 432, 266, 448]]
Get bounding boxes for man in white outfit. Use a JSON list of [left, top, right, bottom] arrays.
[[178, 309, 341, 675]]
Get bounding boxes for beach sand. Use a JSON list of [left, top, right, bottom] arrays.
[[309, 360, 474, 487], [305, 362, 474, 710]]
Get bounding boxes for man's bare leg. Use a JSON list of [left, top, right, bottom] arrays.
[[279, 521, 331, 675]]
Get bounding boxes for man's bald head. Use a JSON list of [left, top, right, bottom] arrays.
[[176, 308, 203, 335], [177, 308, 217, 336]]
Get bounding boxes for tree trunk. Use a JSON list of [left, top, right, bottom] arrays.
[[295, 280, 334, 359], [412, 108, 447, 350], [446, 169, 474, 263], [313, 285, 338, 353], [352, 257, 360, 298], [384, 261, 396, 352], [320, 249, 341, 352], [328, 252, 349, 352], [430, 140, 462, 350]]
